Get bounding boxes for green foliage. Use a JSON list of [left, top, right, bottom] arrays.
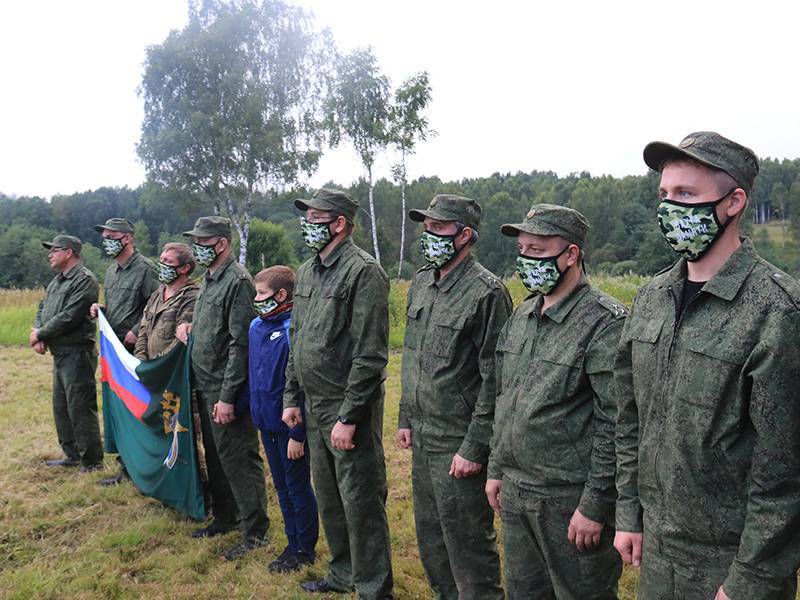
[[242, 218, 298, 273], [0, 223, 59, 288]]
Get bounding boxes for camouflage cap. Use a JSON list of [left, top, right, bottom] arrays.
[[42, 234, 82, 254], [94, 217, 134, 234], [501, 203, 590, 247], [182, 216, 233, 239], [294, 188, 359, 221], [409, 194, 482, 231], [643, 131, 759, 193]]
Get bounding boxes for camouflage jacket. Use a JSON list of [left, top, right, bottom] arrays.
[[283, 237, 389, 424], [615, 238, 800, 599], [399, 255, 512, 462], [190, 256, 255, 405], [487, 278, 625, 523], [35, 263, 99, 354], [134, 282, 198, 360], [103, 251, 158, 339]]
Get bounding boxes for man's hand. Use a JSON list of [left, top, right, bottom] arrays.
[[485, 478, 502, 514], [331, 421, 356, 451], [287, 439, 305, 460], [396, 428, 412, 449], [714, 586, 731, 600], [282, 407, 303, 428], [33, 341, 47, 355], [568, 508, 604, 551], [449, 453, 482, 478], [89, 303, 105, 319], [614, 531, 643, 567], [123, 330, 137, 347], [212, 401, 236, 425], [29, 327, 40, 346], [175, 323, 192, 345]]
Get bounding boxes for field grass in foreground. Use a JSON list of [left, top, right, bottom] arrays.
[[0, 346, 641, 599]]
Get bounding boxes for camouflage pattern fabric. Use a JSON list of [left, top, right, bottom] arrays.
[[615, 238, 800, 599], [103, 251, 159, 339], [656, 200, 722, 261], [299, 217, 333, 252], [418, 230, 457, 269], [284, 237, 393, 599], [400, 255, 511, 598], [515, 254, 562, 295], [134, 283, 198, 360]]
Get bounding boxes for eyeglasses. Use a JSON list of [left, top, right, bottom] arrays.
[[48, 247, 67, 254]]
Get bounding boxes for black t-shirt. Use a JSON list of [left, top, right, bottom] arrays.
[[678, 278, 706, 319]]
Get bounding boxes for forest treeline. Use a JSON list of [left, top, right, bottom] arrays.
[[2, 156, 800, 289]]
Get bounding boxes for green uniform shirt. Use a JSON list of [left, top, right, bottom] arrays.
[[284, 237, 389, 423], [615, 238, 800, 599], [399, 255, 512, 463], [35, 263, 99, 354], [488, 278, 626, 523], [103, 251, 159, 338], [134, 282, 198, 360], [190, 256, 255, 405]]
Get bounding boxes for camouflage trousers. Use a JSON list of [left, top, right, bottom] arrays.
[[500, 481, 621, 600], [51, 349, 103, 467], [411, 438, 503, 600], [638, 534, 796, 600], [197, 390, 268, 543], [305, 399, 393, 600]]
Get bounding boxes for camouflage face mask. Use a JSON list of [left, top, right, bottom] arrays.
[[157, 262, 180, 284], [420, 230, 458, 269], [657, 188, 736, 262], [253, 296, 279, 317], [301, 217, 334, 252], [101, 237, 125, 257], [516, 246, 569, 295], [192, 241, 219, 267]]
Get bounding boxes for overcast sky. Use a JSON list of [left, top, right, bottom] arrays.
[[2, 0, 799, 198]]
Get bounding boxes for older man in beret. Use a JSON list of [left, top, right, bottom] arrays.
[[486, 204, 625, 599], [32, 235, 103, 472], [614, 132, 800, 599]]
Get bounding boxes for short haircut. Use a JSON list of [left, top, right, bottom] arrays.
[[163, 242, 196, 275], [254, 265, 295, 299], [662, 158, 742, 197]]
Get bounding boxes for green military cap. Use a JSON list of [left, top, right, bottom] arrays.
[[501, 203, 590, 247], [94, 217, 134, 234], [643, 131, 759, 193], [182, 216, 233, 239], [409, 194, 482, 231], [294, 188, 359, 221], [42, 234, 82, 254]]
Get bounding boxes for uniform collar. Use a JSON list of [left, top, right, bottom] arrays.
[[319, 237, 354, 269], [657, 237, 757, 302], [60, 262, 82, 280], [532, 276, 591, 323], [434, 254, 474, 293], [114, 250, 139, 271], [206, 255, 235, 281]]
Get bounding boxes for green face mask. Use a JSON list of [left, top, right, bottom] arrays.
[[300, 217, 334, 252], [657, 188, 735, 262], [253, 295, 279, 317], [419, 230, 458, 269], [515, 246, 569, 295], [102, 237, 125, 257], [157, 262, 180, 284], [192, 241, 219, 267]]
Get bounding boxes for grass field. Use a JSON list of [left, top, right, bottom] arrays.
[[1, 278, 647, 599]]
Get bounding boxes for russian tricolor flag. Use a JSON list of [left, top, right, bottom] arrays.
[[98, 311, 151, 420]]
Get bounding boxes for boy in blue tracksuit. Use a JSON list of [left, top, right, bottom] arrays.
[[249, 265, 318, 573]]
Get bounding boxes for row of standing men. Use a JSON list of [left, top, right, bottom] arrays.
[[31, 130, 800, 600]]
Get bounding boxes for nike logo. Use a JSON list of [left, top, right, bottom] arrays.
[[270, 331, 282, 340]]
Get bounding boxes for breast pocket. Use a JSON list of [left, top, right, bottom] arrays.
[[497, 335, 525, 389], [429, 313, 468, 358], [404, 304, 424, 349], [628, 318, 663, 378], [536, 344, 585, 398], [679, 331, 749, 409]]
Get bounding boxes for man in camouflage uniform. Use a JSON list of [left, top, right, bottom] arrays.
[[486, 204, 625, 599], [397, 194, 510, 600], [90, 217, 159, 486], [181, 216, 268, 561], [614, 132, 800, 600], [283, 188, 392, 598], [32, 235, 103, 471]]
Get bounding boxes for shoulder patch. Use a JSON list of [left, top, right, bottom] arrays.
[[768, 270, 800, 309], [476, 270, 504, 291], [596, 295, 628, 319], [654, 259, 680, 276]]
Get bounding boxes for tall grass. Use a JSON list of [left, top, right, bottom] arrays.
[[0, 289, 43, 345]]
